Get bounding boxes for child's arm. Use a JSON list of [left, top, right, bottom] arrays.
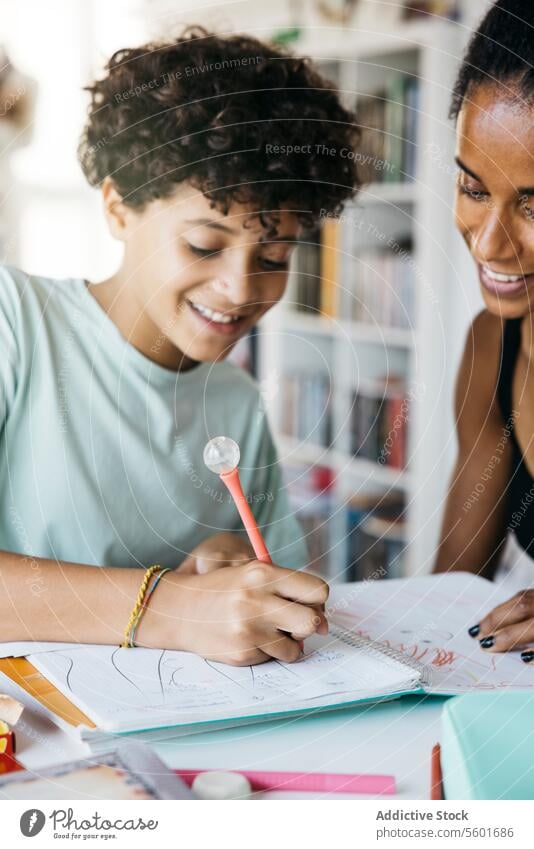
[[0, 549, 157, 645], [0, 548, 328, 664]]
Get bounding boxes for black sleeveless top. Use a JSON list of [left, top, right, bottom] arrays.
[[496, 318, 534, 558]]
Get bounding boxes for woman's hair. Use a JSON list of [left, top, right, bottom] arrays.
[[78, 26, 360, 230], [450, 0, 534, 120]]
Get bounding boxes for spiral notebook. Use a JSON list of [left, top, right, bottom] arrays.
[[26, 626, 427, 753], [6, 573, 534, 753]]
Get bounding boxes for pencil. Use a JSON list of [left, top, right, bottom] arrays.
[[430, 743, 443, 800]]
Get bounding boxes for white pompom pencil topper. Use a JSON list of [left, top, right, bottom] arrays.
[[203, 436, 272, 564]]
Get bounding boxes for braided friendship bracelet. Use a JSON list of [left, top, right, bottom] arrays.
[[121, 564, 169, 649], [129, 567, 172, 648]]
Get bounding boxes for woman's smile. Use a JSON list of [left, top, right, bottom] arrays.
[[478, 264, 534, 298]]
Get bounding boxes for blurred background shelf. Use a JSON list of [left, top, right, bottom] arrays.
[[276, 435, 412, 489], [276, 311, 416, 348], [254, 3, 483, 582]]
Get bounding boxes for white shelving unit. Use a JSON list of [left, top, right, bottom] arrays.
[[258, 18, 465, 579]]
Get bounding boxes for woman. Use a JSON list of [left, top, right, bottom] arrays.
[[434, 0, 534, 662], [0, 28, 359, 664]]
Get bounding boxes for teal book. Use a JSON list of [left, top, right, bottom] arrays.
[[442, 692, 534, 800]]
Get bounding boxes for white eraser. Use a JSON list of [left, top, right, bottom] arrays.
[[192, 770, 251, 800]]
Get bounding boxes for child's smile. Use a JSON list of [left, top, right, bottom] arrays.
[[186, 298, 250, 336], [93, 180, 300, 370]]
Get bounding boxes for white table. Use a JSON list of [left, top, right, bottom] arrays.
[[0, 669, 447, 799], [151, 695, 447, 799]]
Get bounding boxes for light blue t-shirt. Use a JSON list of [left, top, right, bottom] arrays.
[[0, 265, 308, 571]]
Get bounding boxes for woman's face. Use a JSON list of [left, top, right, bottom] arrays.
[[455, 83, 534, 318], [109, 182, 300, 367]]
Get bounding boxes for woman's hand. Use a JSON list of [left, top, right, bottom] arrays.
[[470, 589, 534, 662], [136, 559, 329, 665], [177, 532, 255, 575]]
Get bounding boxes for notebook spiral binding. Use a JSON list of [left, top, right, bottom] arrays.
[[329, 624, 432, 689]]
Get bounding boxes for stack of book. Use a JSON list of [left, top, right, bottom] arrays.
[[348, 243, 415, 328], [356, 75, 419, 184], [280, 371, 333, 448], [350, 376, 407, 470], [345, 491, 406, 581], [282, 464, 337, 579], [289, 225, 415, 330]]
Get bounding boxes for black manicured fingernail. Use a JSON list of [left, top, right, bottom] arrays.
[[521, 651, 534, 663], [468, 624, 480, 637], [479, 636, 494, 649]]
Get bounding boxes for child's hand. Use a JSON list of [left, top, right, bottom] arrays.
[[470, 590, 534, 659], [139, 560, 329, 665], [177, 532, 255, 575]]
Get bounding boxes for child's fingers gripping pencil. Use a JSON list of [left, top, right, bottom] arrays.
[[203, 436, 307, 649]]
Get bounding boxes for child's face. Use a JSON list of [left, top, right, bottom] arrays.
[[112, 182, 300, 365]]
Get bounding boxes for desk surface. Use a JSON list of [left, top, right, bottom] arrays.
[[152, 695, 446, 800], [0, 666, 446, 799]]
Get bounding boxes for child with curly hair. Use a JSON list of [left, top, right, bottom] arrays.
[[0, 28, 359, 664]]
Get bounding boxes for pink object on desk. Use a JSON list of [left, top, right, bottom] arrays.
[[176, 768, 396, 796]]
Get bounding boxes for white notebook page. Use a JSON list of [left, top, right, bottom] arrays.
[[28, 634, 417, 732], [328, 572, 534, 693]]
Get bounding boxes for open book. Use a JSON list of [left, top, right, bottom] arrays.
[[4, 572, 533, 753]]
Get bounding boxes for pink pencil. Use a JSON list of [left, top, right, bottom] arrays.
[[176, 768, 396, 796], [203, 436, 272, 563]]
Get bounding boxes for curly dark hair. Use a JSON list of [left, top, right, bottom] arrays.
[[78, 26, 360, 231], [450, 0, 534, 121]]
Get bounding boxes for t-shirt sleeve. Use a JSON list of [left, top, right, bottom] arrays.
[[248, 416, 309, 571], [0, 267, 19, 431]]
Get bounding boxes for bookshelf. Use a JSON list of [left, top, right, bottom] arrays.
[[257, 18, 464, 582]]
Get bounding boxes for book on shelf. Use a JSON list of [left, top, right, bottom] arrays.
[[350, 375, 408, 470], [319, 217, 339, 318], [290, 228, 416, 331], [356, 75, 420, 185], [280, 370, 332, 448], [293, 230, 321, 314], [282, 463, 336, 579], [348, 240, 415, 329], [282, 456, 407, 581], [402, 77, 420, 182], [345, 490, 406, 581], [292, 222, 340, 320], [401, 0, 460, 21]]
